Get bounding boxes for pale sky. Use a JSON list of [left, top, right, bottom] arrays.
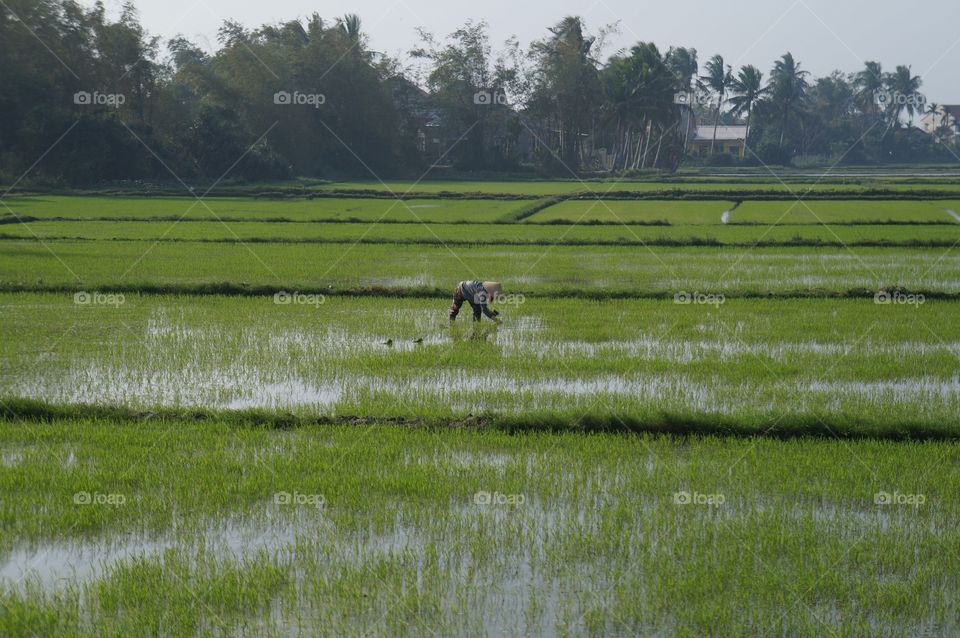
[[91, 0, 959, 105]]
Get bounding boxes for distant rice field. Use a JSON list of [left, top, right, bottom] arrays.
[[732, 200, 957, 224], [525, 199, 734, 224], [1, 196, 528, 223]]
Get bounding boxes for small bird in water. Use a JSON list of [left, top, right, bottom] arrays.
[[413, 338, 424, 344], [382, 339, 393, 347]]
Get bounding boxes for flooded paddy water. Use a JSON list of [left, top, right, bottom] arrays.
[[2, 293, 959, 427]]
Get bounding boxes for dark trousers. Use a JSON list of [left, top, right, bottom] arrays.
[[449, 286, 482, 321]]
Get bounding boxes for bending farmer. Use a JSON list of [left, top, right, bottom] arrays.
[[449, 281, 503, 322]]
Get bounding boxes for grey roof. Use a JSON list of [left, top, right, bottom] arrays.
[[691, 125, 748, 142]]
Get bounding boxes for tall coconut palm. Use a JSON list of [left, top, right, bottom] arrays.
[[666, 47, 699, 91], [767, 53, 809, 148], [926, 102, 940, 133], [728, 65, 766, 153], [664, 47, 700, 149], [665, 47, 698, 148], [884, 65, 923, 127], [854, 61, 884, 117], [698, 54, 732, 153], [533, 16, 600, 169]]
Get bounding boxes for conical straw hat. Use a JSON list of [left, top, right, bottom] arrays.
[[482, 281, 503, 299]]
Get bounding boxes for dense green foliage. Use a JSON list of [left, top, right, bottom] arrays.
[[2, 1, 956, 188]]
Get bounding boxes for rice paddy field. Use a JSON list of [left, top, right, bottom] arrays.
[[5, 220, 960, 246], [0, 196, 534, 223], [2, 175, 960, 636]]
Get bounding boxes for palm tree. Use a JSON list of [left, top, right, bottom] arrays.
[[884, 65, 923, 127], [767, 53, 809, 148], [532, 16, 600, 169], [601, 42, 678, 169], [926, 102, 940, 133], [698, 54, 732, 153], [666, 47, 699, 91], [728, 65, 766, 154], [854, 61, 884, 117], [338, 14, 362, 44], [665, 47, 698, 148]]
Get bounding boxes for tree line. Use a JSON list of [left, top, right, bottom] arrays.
[[1, 0, 955, 186]]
